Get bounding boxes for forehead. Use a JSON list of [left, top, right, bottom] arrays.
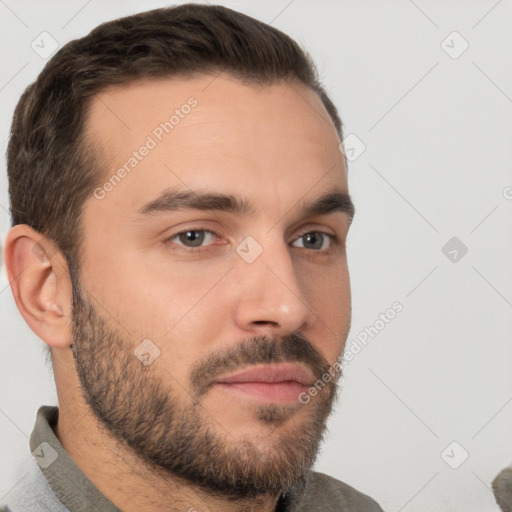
[[82, 73, 347, 220], [86, 72, 339, 138]]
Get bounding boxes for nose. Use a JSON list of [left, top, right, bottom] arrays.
[[232, 235, 317, 337]]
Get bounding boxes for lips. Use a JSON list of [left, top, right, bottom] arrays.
[[212, 363, 317, 404], [215, 362, 315, 386]]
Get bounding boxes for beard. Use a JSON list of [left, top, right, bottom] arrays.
[[68, 267, 344, 501]]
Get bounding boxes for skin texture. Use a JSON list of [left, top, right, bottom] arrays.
[[5, 73, 353, 512]]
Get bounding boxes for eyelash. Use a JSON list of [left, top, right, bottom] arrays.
[[164, 228, 339, 254]]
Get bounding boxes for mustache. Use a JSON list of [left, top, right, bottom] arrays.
[[189, 332, 333, 398]]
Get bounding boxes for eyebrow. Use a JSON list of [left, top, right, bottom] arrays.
[[137, 187, 355, 222]]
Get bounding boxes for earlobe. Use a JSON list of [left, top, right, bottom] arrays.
[[4, 224, 72, 349]]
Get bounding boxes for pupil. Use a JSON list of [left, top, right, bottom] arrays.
[[305, 232, 322, 249], [181, 230, 203, 247]]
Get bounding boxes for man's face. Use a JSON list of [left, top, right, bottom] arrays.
[[71, 73, 353, 497]]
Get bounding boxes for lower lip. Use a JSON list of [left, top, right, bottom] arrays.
[[214, 381, 308, 404]]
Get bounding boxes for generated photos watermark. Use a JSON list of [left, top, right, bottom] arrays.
[[93, 97, 198, 200], [299, 301, 403, 404]]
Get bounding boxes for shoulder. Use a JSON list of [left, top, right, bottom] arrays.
[[293, 471, 385, 512], [0, 454, 69, 512], [493, 466, 512, 512]]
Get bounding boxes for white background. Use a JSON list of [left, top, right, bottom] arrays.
[[1, 1, 512, 510]]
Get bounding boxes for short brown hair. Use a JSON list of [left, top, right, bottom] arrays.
[[8, 3, 343, 274]]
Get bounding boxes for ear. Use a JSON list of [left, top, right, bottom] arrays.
[[3, 224, 73, 348]]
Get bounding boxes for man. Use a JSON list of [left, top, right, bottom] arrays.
[[1, 4, 385, 511]]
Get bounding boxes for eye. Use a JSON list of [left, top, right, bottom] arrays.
[[164, 228, 338, 253], [166, 229, 220, 249], [291, 231, 337, 251]]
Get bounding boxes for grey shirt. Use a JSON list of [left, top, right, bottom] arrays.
[[1, 405, 385, 512]]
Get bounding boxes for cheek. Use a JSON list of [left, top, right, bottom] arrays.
[[86, 240, 228, 323], [302, 260, 351, 361], [101, 256, 231, 370], [138, 262, 233, 338]]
